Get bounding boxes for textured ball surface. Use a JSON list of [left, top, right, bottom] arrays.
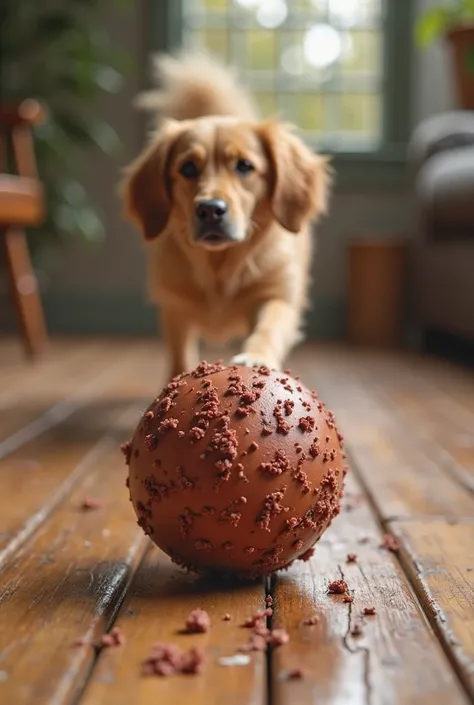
[[124, 362, 346, 578]]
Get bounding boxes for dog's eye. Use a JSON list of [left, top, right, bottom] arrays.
[[235, 159, 255, 175], [179, 161, 199, 179]]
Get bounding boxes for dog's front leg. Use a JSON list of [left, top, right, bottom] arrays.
[[160, 306, 200, 379], [231, 300, 301, 371]]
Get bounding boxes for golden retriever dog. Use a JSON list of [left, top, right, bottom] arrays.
[[122, 53, 331, 378]]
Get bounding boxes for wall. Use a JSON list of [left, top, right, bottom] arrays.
[[1, 0, 455, 340], [413, 0, 453, 121]]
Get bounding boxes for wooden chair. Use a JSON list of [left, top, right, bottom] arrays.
[[0, 100, 48, 358]]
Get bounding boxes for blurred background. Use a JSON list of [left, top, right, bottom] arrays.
[[1, 0, 473, 356]]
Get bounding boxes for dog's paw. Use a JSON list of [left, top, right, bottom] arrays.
[[230, 353, 278, 370]]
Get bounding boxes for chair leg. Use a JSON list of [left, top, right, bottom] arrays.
[[2, 227, 48, 358]]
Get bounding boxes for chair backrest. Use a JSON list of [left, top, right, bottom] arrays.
[[0, 100, 44, 179]]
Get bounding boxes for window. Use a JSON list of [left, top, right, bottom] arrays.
[[181, 0, 390, 152], [150, 0, 413, 186]]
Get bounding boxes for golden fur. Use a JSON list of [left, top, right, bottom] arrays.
[[122, 53, 331, 377]]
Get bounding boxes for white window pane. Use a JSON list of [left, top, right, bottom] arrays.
[[183, 0, 384, 148]]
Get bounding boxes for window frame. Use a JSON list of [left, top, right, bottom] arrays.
[[147, 0, 414, 189]]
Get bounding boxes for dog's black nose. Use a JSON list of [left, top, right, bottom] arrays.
[[195, 199, 228, 223]]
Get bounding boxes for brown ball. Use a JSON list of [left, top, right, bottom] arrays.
[[124, 361, 346, 578]]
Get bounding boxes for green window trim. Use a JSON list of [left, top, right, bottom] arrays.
[[147, 0, 414, 190]]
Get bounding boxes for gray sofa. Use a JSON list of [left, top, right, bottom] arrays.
[[410, 111, 474, 343]]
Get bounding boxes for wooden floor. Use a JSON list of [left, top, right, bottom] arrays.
[[0, 339, 473, 705]]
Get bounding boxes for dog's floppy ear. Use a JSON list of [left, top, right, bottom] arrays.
[[121, 119, 181, 240], [259, 121, 332, 233]]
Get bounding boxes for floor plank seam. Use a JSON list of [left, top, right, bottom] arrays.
[[337, 563, 373, 705], [389, 516, 474, 524], [71, 538, 150, 705], [345, 448, 474, 704], [0, 360, 128, 460], [360, 366, 474, 499], [0, 403, 142, 574], [322, 351, 474, 502], [0, 435, 114, 573], [0, 342, 103, 410], [265, 575, 273, 705], [396, 547, 474, 702], [398, 357, 474, 430]]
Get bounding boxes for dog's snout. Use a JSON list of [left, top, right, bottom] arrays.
[[194, 198, 236, 247], [195, 198, 228, 223]]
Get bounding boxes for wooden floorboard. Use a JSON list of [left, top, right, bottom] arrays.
[[292, 348, 474, 521], [291, 345, 474, 703], [81, 546, 266, 705], [271, 475, 469, 705], [349, 350, 474, 491], [0, 340, 473, 704], [0, 356, 123, 449], [0, 347, 164, 570], [390, 519, 474, 699], [0, 437, 147, 705], [398, 352, 474, 417], [0, 341, 111, 410]]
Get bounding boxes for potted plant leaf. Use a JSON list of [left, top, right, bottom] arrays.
[[416, 0, 474, 109], [1, 0, 130, 269]]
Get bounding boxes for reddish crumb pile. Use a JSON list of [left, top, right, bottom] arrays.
[[238, 608, 290, 653], [80, 497, 104, 511], [120, 441, 132, 465], [259, 449, 291, 476], [346, 553, 357, 563], [238, 634, 268, 653], [379, 533, 401, 552], [363, 607, 376, 616], [269, 629, 290, 647], [287, 667, 305, 680], [298, 416, 315, 433], [273, 401, 292, 435], [265, 595, 273, 607], [100, 627, 126, 648], [309, 440, 321, 458], [142, 643, 205, 677], [242, 608, 272, 628], [192, 360, 225, 378], [327, 579, 348, 595], [239, 627, 290, 652], [303, 616, 320, 626], [185, 609, 211, 634], [257, 487, 289, 532]]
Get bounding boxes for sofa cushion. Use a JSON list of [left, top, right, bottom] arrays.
[[417, 146, 474, 241], [410, 111, 474, 171]]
